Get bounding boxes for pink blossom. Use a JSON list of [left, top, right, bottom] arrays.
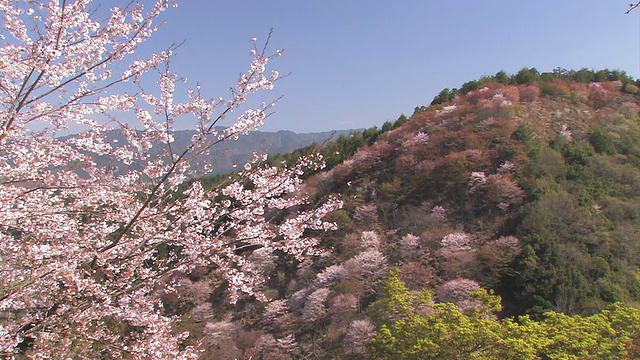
[[0, 2, 341, 358], [468, 171, 487, 193], [441, 232, 473, 252], [436, 278, 481, 313], [402, 131, 430, 147], [262, 299, 290, 330], [353, 204, 379, 225], [399, 233, 421, 261], [497, 160, 516, 174], [492, 93, 513, 107], [431, 205, 447, 221], [488, 235, 522, 256], [343, 249, 388, 291], [560, 124, 573, 140], [204, 320, 237, 347], [343, 319, 376, 354], [313, 264, 347, 288], [437, 104, 457, 115], [301, 288, 330, 324], [360, 230, 381, 249], [245, 334, 299, 359]]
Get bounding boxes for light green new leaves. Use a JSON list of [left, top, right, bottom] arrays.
[[367, 271, 640, 360]]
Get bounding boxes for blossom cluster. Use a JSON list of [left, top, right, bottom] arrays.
[[468, 171, 488, 193], [441, 232, 473, 252], [560, 124, 573, 141], [0, 1, 341, 358]]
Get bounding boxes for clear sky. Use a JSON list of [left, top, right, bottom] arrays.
[[142, 1, 640, 133]]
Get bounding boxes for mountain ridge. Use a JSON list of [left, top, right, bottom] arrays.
[[70, 127, 362, 175], [116, 69, 640, 359]]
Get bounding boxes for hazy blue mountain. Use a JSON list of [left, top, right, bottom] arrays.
[[83, 127, 360, 175]]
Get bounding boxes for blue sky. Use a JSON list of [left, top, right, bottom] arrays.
[[144, 1, 640, 133]]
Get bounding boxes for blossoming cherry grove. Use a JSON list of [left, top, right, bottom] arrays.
[[0, 1, 342, 358]]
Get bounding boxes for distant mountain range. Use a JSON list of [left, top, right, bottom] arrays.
[[84, 127, 360, 175]]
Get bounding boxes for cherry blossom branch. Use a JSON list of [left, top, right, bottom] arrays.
[[0, 2, 342, 358]]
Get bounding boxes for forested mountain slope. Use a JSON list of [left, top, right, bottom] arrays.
[[307, 72, 640, 317], [177, 70, 640, 359]]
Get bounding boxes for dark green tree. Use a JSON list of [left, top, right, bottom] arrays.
[[514, 67, 540, 85]]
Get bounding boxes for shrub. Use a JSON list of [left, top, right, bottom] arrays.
[[519, 85, 540, 102], [540, 78, 570, 97], [623, 82, 639, 94]]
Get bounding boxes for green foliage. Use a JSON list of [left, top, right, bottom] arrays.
[[511, 122, 536, 144], [366, 269, 433, 327], [513, 135, 640, 313], [622, 82, 639, 95], [396, 114, 409, 127], [413, 105, 428, 115], [514, 191, 600, 312], [594, 69, 634, 83], [559, 140, 594, 167], [529, 148, 566, 180], [363, 126, 380, 145], [515, 67, 540, 85], [589, 127, 617, 155], [538, 304, 640, 359], [494, 70, 511, 85], [381, 120, 394, 133], [431, 88, 456, 105], [460, 80, 479, 94], [367, 273, 640, 360], [326, 209, 351, 228], [378, 177, 404, 202], [574, 68, 596, 83]]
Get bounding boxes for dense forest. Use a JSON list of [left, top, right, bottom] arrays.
[[158, 68, 640, 359]]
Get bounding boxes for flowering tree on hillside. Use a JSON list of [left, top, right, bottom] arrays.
[[0, 1, 342, 358]]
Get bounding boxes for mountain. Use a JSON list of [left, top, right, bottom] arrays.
[[169, 69, 640, 359], [81, 127, 360, 175], [307, 73, 640, 316]]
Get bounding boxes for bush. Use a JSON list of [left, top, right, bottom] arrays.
[[519, 85, 541, 102], [623, 82, 639, 94], [588, 128, 617, 155], [540, 78, 570, 97]]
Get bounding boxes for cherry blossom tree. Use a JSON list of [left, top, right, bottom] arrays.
[[436, 278, 481, 314], [440, 232, 473, 252], [0, 1, 342, 358], [360, 230, 381, 249], [353, 204, 379, 226], [430, 205, 447, 221], [518, 85, 540, 102], [343, 249, 388, 292], [330, 294, 358, 326], [301, 288, 330, 325], [203, 320, 237, 348], [243, 334, 298, 360], [343, 319, 376, 355], [437, 232, 475, 278], [399, 233, 420, 261], [313, 264, 347, 289]]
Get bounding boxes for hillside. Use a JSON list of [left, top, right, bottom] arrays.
[[171, 70, 640, 359]]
